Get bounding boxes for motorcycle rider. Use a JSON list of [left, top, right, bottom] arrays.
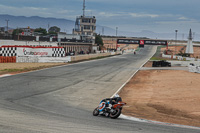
[[103, 94, 122, 110], [93, 94, 126, 118]]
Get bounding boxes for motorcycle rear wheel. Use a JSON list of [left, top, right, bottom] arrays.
[[110, 108, 121, 119], [93, 107, 99, 116]]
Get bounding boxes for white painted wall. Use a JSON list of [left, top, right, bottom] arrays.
[[17, 56, 71, 63], [57, 33, 81, 40], [162, 53, 200, 61], [168, 61, 199, 67], [0, 40, 58, 47]]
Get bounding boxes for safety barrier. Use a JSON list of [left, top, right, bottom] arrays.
[[16, 56, 71, 63], [0, 56, 16, 63], [189, 63, 200, 73], [152, 60, 171, 67], [70, 51, 122, 62]]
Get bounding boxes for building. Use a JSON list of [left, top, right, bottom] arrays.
[[60, 0, 98, 54], [0, 27, 5, 33], [21, 27, 34, 36], [73, 0, 96, 41], [73, 16, 96, 37]]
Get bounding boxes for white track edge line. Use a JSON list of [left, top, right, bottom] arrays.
[[111, 46, 156, 98]]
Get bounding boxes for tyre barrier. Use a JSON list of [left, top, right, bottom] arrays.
[[152, 60, 171, 67], [0, 56, 16, 63]]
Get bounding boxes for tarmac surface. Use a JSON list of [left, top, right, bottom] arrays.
[[0, 46, 199, 133]]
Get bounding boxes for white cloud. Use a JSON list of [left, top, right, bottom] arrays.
[[29, 7, 48, 11], [99, 12, 121, 17], [178, 17, 188, 20], [98, 11, 159, 18], [129, 13, 159, 18], [99, 12, 160, 18], [56, 10, 73, 14]]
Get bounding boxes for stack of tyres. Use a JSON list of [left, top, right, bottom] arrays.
[[152, 60, 171, 67], [0, 56, 17, 63], [152, 61, 159, 67]]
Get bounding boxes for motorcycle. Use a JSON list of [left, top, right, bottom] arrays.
[[93, 100, 126, 119]]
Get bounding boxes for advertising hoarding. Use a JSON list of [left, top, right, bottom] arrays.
[[17, 47, 53, 57]]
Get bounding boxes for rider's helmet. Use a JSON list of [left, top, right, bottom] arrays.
[[114, 94, 120, 98]]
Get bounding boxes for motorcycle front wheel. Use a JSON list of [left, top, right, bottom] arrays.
[[93, 107, 99, 116], [110, 108, 121, 119]]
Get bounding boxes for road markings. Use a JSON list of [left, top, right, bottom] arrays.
[[111, 46, 157, 98], [0, 74, 13, 78], [120, 114, 200, 130]]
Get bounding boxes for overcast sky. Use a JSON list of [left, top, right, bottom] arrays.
[[0, 0, 200, 36]]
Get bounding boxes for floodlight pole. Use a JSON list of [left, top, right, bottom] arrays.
[[175, 30, 178, 55]]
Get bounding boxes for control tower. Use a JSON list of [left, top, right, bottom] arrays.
[[73, 0, 96, 37]]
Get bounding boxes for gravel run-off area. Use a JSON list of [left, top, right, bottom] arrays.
[[119, 69, 200, 127]]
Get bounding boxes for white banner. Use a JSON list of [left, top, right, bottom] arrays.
[[17, 47, 52, 57]]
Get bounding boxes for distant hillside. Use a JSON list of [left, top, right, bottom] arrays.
[[0, 14, 75, 33], [0, 14, 198, 41]]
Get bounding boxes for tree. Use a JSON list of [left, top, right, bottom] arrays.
[[95, 34, 104, 47], [12, 29, 23, 35], [34, 28, 47, 35], [48, 26, 60, 34]]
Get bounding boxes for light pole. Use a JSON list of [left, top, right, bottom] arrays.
[[175, 30, 178, 55], [182, 34, 184, 40], [116, 27, 118, 51], [116, 27, 118, 36], [5, 19, 10, 36], [193, 32, 195, 41]]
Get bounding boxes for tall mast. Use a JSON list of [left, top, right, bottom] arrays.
[[83, 0, 86, 17], [188, 29, 193, 40]]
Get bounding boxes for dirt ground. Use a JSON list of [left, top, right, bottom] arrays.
[[119, 70, 200, 127], [143, 61, 153, 67], [161, 46, 200, 58], [0, 63, 67, 75]]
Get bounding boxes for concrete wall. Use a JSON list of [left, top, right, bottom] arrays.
[[71, 52, 122, 62], [16, 51, 121, 63], [17, 56, 71, 63], [162, 53, 200, 61], [168, 61, 200, 67], [161, 53, 200, 66]]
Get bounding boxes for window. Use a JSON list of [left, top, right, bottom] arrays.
[[84, 25, 90, 30], [92, 19, 96, 23], [82, 19, 90, 23]]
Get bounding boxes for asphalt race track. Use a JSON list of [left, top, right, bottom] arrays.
[[0, 46, 199, 133]]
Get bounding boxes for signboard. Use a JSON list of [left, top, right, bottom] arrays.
[[117, 39, 167, 46], [144, 40, 167, 45], [139, 40, 144, 48], [17, 47, 52, 57], [117, 39, 139, 44]]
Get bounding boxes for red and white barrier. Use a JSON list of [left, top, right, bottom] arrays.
[[0, 45, 67, 63]]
